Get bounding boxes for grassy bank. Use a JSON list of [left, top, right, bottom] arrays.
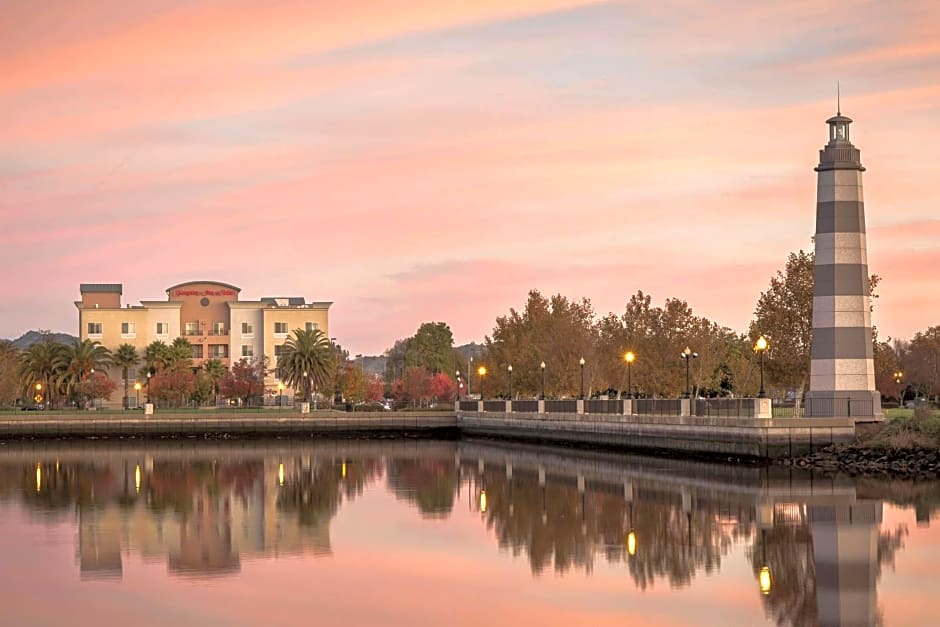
[[858, 406, 940, 449]]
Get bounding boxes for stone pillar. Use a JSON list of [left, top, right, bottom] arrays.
[[680, 398, 691, 417], [538, 400, 545, 414], [144, 403, 154, 415], [754, 398, 771, 419], [623, 399, 634, 416], [806, 109, 882, 419], [576, 399, 584, 415]]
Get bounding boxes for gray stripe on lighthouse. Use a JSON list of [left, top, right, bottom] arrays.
[[811, 327, 874, 360], [815, 201, 867, 234], [813, 263, 869, 297]]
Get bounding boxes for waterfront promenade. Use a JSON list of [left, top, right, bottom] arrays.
[[0, 404, 855, 459]]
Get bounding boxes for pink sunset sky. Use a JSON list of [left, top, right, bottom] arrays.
[[1, 0, 939, 355]]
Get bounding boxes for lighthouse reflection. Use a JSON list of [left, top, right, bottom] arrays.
[[1, 440, 927, 626]]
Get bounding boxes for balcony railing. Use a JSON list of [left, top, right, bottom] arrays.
[[208, 329, 228, 336]]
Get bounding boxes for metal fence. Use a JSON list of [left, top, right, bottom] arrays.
[[512, 400, 540, 413], [459, 401, 479, 411], [584, 399, 624, 414], [695, 398, 755, 418], [544, 399, 579, 413], [806, 397, 874, 417], [483, 400, 508, 412], [635, 399, 682, 416]]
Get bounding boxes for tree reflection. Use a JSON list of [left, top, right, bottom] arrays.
[[387, 458, 457, 518]]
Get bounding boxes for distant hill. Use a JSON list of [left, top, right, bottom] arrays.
[[9, 331, 78, 349]]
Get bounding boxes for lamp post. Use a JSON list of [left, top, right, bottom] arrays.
[[134, 382, 141, 409], [303, 370, 309, 403], [755, 336, 768, 398], [478, 366, 487, 400], [90, 368, 95, 410], [540, 361, 546, 400], [624, 351, 635, 398], [468, 356, 473, 398], [146, 371, 152, 404], [894, 370, 904, 403], [579, 357, 585, 400], [34, 382, 42, 409], [277, 382, 285, 411], [679, 347, 698, 398], [455, 370, 461, 402], [507, 365, 513, 399]]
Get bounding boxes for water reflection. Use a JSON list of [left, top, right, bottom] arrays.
[[1, 440, 937, 626]]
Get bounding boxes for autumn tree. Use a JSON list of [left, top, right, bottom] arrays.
[[366, 376, 386, 403], [904, 326, 940, 399], [393, 367, 432, 407], [339, 362, 369, 403], [429, 372, 456, 402], [750, 250, 814, 397], [483, 290, 597, 399], [220, 358, 266, 406]]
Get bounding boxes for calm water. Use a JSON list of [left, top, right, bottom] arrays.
[[1, 439, 938, 627]]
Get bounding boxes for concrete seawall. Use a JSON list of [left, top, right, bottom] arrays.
[[0, 410, 856, 459], [457, 411, 856, 458]]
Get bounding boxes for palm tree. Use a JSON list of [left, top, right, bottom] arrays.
[[170, 337, 193, 370], [64, 339, 112, 409], [203, 358, 226, 406], [18, 340, 68, 409], [276, 328, 334, 403], [113, 344, 140, 409]]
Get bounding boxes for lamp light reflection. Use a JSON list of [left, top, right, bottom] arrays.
[[135, 464, 141, 493], [278, 463, 285, 486], [627, 531, 637, 556], [35, 464, 41, 492], [759, 566, 772, 594], [479, 490, 487, 513], [341, 462, 347, 478]]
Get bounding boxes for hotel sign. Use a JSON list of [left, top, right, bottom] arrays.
[[171, 289, 237, 297]]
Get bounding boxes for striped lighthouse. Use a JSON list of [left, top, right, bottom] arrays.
[[805, 107, 882, 419]]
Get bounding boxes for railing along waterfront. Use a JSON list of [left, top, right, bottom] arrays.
[[634, 399, 682, 416], [544, 400, 578, 413], [483, 400, 508, 412], [584, 399, 624, 414], [695, 398, 755, 418], [512, 400, 539, 413], [459, 401, 479, 411]]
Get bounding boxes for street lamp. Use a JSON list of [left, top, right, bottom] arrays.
[[303, 370, 309, 403], [455, 370, 461, 401], [624, 351, 636, 398], [507, 365, 513, 399], [755, 336, 768, 398], [579, 357, 585, 400], [894, 370, 904, 403], [478, 366, 487, 400], [90, 368, 95, 410], [146, 371, 152, 404], [134, 382, 141, 409], [277, 381, 285, 410], [34, 382, 42, 408], [540, 361, 546, 400], [679, 347, 698, 398]]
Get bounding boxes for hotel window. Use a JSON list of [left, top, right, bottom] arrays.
[[208, 344, 228, 358], [185, 322, 199, 336], [156, 322, 169, 336], [121, 322, 136, 337], [274, 322, 288, 335], [241, 345, 253, 358], [211, 322, 226, 336], [274, 345, 287, 357], [87, 322, 102, 336], [305, 322, 319, 332], [191, 345, 204, 359], [241, 322, 254, 336]]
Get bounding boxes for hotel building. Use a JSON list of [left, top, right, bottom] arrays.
[[76, 280, 331, 406]]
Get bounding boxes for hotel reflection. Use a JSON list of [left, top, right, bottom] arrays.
[[3, 442, 931, 626]]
